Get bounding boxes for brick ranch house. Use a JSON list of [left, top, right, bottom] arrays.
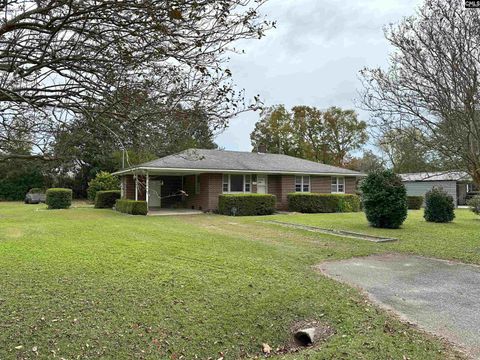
[[112, 149, 364, 212]]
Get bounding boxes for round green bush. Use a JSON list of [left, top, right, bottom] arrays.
[[424, 187, 455, 223], [87, 171, 119, 201], [360, 170, 408, 229], [468, 194, 480, 215], [407, 196, 423, 210], [46, 188, 72, 209]]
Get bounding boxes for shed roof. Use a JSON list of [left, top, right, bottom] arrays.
[[399, 171, 472, 182], [113, 149, 364, 176]]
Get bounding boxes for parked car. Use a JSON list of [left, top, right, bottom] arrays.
[[24, 188, 46, 204]]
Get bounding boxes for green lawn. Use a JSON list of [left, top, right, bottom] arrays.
[[265, 208, 480, 265], [0, 203, 472, 359]]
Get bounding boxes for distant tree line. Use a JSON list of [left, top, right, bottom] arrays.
[[250, 105, 368, 167]]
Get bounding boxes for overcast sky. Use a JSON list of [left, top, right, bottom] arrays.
[[216, 0, 422, 151]]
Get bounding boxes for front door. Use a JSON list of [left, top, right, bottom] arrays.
[[149, 180, 162, 208], [257, 175, 267, 194]]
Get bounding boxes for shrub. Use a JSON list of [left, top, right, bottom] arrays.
[[360, 170, 408, 229], [407, 196, 423, 210], [287, 193, 361, 213], [0, 167, 44, 201], [46, 188, 72, 209], [115, 199, 148, 215], [95, 190, 121, 209], [338, 194, 361, 212], [424, 187, 455, 223], [218, 194, 276, 216], [87, 171, 119, 201], [468, 195, 480, 215]]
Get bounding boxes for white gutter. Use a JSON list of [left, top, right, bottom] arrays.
[[112, 166, 366, 177]]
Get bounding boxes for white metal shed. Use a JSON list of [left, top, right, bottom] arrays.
[[399, 172, 474, 207]]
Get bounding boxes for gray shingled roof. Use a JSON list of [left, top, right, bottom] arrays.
[[399, 171, 472, 182], [115, 149, 363, 176]]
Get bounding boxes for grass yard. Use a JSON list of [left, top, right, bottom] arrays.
[[265, 209, 480, 265], [0, 203, 474, 359]]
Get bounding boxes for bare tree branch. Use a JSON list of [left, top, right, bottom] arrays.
[[360, 0, 480, 184]]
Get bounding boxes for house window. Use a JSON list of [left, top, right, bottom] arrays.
[[223, 174, 252, 193], [195, 175, 200, 194], [331, 177, 345, 193], [295, 176, 310, 192], [230, 174, 244, 192], [245, 175, 251, 192], [223, 174, 229, 192]]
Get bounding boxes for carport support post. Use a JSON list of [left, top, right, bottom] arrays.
[[146, 172, 149, 207], [135, 174, 138, 201]]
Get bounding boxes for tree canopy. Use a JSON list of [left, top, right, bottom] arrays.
[[376, 127, 443, 174], [360, 0, 480, 184], [0, 0, 272, 160], [250, 105, 368, 166]]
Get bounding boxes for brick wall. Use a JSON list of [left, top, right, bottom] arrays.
[[122, 175, 146, 201], [268, 174, 358, 210], [123, 172, 359, 211], [279, 175, 295, 209], [207, 174, 223, 210], [124, 175, 135, 200], [345, 177, 358, 194], [311, 176, 331, 193], [267, 175, 282, 209], [184, 173, 223, 211], [138, 176, 146, 201]]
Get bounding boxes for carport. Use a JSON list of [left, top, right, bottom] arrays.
[[113, 168, 202, 211]]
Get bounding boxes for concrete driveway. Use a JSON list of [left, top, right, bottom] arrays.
[[319, 254, 480, 358]]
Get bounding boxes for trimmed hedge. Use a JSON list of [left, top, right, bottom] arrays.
[[115, 199, 148, 215], [287, 193, 361, 213], [95, 190, 121, 209], [360, 170, 408, 229], [424, 187, 455, 223], [46, 188, 72, 209], [407, 196, 423, 210], [218, 194, 276, 216]]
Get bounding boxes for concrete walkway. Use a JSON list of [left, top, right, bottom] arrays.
[[319, 254, 480, 358], [148, 209, 204, 216]]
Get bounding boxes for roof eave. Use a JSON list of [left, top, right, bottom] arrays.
[[112, 167, 365, 177]]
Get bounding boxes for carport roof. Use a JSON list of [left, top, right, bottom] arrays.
[[113, 148, 364, 176], [399, 171, 472, 182]]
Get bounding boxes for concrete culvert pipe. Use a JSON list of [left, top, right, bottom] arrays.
[[294, 327, 316, 346]]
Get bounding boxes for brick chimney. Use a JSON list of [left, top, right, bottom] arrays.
[[257, 144, 267, 153]]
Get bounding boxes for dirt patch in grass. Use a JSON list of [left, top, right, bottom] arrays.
[[3, 227, 23, 239]]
